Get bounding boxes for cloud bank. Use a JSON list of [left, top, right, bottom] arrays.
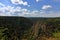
[[36, 0, 42, 2], [11, 0, 28, 6], [42, 5, 52, 10], [0, 3, 60, 17]]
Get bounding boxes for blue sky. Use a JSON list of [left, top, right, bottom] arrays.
[[0, 0, 60, 17]]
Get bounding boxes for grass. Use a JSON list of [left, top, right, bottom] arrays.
[[53, 31, 60, 40], [0, 27, 8, 40]]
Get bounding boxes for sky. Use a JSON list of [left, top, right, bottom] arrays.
[[0, 0, 60, 17]]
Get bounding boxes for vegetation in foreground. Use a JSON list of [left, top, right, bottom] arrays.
[[0, 16, 60, 40]]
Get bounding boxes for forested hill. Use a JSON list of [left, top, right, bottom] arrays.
[[0, 16, 33, 30], [0, 16, 60, 40], [28, 17, 60, 22]]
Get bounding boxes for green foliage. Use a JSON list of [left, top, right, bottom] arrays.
[[0, 27, 8, 40], [0, 16, 33, 40], [53, 32, 60, 40], [0, 17, 60, 40]]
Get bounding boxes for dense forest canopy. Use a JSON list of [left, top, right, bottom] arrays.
[[0, 16, 60, 40], [0, 16, 33, 29], [0, 16, 33, 39]]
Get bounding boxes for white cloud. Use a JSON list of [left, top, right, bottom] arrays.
[[36, 0, 40, 2], [36, 0, 42, 2], [28, 5, 30, 7], [0, 3, 60, 17], [0, 3, 39, 17], [42, 5, 52, 10], [28, 10, 60, 17], [0, 3, 5, 7], [11, 0, 28, 6], [40, 11, 60, 17], [0, 3, 30, 16]]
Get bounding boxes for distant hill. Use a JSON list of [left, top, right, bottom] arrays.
[[28, 17, 60, 23]]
